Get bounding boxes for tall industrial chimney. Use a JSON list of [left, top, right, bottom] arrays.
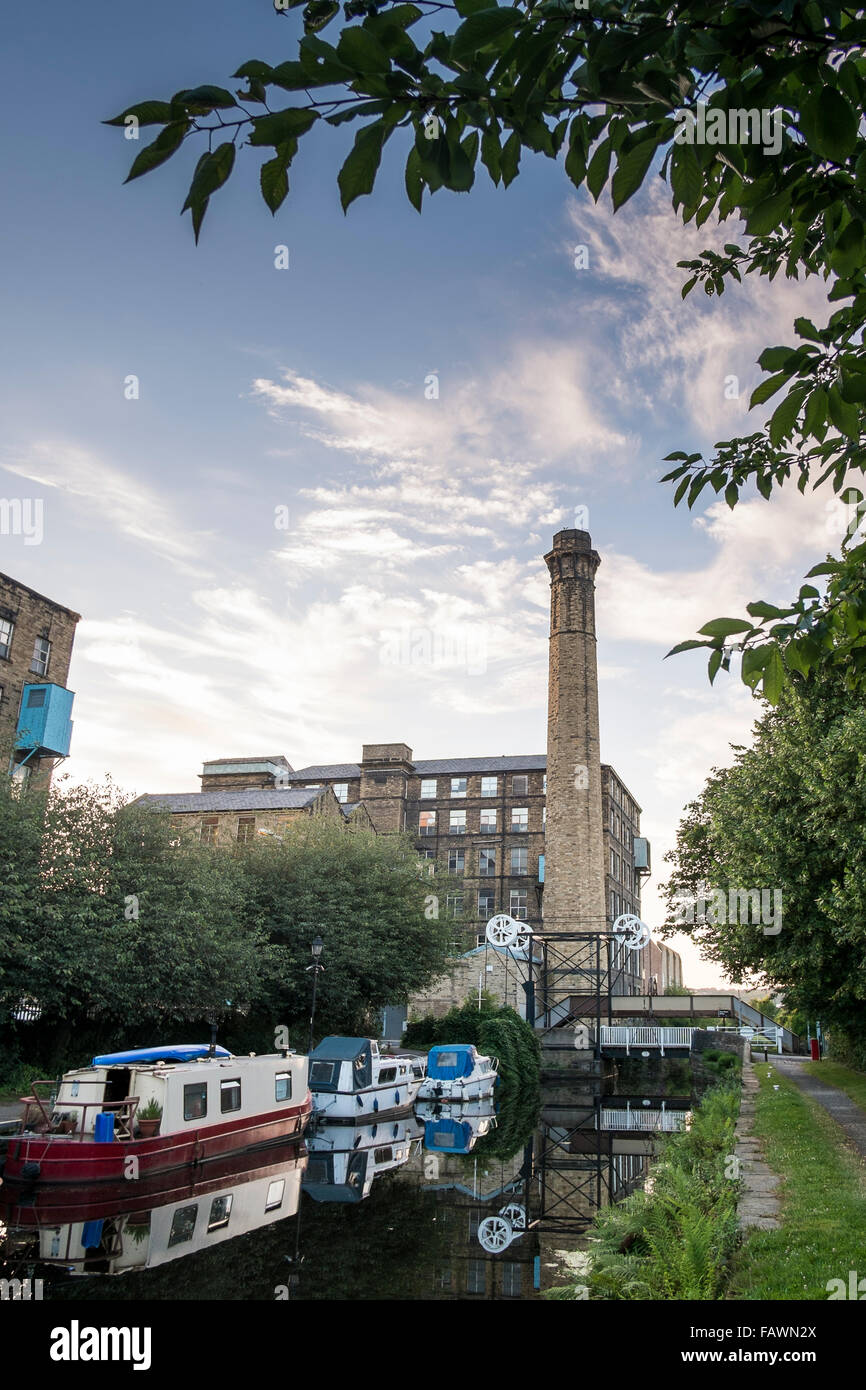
[[543, 530, 607, 934]]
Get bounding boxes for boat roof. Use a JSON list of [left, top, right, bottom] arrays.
[[309, 1037, 372, 1061], [90, 1045, 233, 1067]]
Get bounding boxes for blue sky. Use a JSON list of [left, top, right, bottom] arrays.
[[0, 1, 841, 986]]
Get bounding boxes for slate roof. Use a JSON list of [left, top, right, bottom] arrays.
[[135, 787, 324, 813], [289, 754, 548, 780]]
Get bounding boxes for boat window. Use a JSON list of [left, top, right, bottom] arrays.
[[309, 1061, 335, 1086], [435, 1051, 459, 1069], [183, 1082, 207, 1121], [168, 1204, 198, 1248], [433, 1129, 457, 1148], [220, 1078, 241, 1113], [373, 1147, 393, 1164], [379, 1067, 397, 1084], [275, 1071, 292, 1102], [265, 1179, 285, 1212], [207, 1195, 233, 1232]]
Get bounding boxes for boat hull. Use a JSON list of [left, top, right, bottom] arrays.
[[1, 1097, 312, 1186], [310, 1078, 422, 1123], [417, 1074, 498, 1102]]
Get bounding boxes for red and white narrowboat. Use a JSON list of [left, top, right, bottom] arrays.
[[1, 1044, 311, 1186]]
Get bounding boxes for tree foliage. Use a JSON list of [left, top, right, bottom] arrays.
[[107, 2, 866, 701], [661, 668, 866, 1033], [0, 779, 452, 1072]]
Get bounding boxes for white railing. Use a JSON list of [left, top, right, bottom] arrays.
[[599, 1107, 690, 1132], [599, 1027, 695, 1054]]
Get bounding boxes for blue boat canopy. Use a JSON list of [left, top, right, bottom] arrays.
[[424, 1117, 474, 1153], [91, 1045, 232, 1067], [426, 1044, 480, 1080]]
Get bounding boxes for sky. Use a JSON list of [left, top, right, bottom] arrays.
[[0, 2, 843, 988]]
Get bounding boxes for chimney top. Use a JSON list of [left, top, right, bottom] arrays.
[[551, 528, 593, 552]]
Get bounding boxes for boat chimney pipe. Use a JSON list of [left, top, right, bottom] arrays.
[[208, 1020, 218, 1057]]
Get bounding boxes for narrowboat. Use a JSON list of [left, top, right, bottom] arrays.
[[415, 1098, 497, 1154], [303, 1115, 423, 1202], [416, 1044, 499, 1102], [1, 1043, 311, 1186], [0, 1142, 307, 1276], [307, 1037, 426, 1121]]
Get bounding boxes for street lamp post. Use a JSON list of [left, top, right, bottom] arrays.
[[306, 935, 324, 1053]]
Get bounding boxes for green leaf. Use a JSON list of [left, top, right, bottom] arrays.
[[260, 155, 290, 214], [454, 0, 493, 15], [750, 370, 793, 408], [665, 639, 710, 658], [827, 385, 860, 441], [124, 121, 187, 183], [176, 85, 237, 110], [182, 143, 236, 213], [758, 346, 799, 372], [481, 126, 501, 185], [830, 219, 864, 277], [768, 387, 803, 446], [698, 618, 754, 639], [104, 101, 174, 128], [451, 8, 522, 63], [611, 135, 658, 211], [803, 386, 828, 435], [232, 60, 274, 82], [725, 482, 738, 510], [670, 144, 701, 209], [337, 26, 392, 74], [249, 108, 318, 146], [799, 86, 858, 163], [746, 601, 794, 620], [745, 191, 790, 236], [500, 131, 521, 188], [338, 120, 387, 211], [405, 145, 423, 211], [586, 137, 611, 202], [762, 645, 785, 704]]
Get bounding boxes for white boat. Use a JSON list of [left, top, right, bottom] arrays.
[[307, 1037, 426, 1121], [416, 1044, 499, 1102], [415, 1098, 497, 1154], [304, 1116, 423, 1202]]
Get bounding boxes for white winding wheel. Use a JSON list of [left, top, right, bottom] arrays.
[[485, 914, 532, 950], [613, 913, 651, 951], [477, 1215, 514, 1252]]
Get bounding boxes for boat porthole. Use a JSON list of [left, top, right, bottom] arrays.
[[371, 1124, 377, 1138], [373, 1099, 379, 1113], [395, 1090, 400, 1105], [393, 1123, 399, 1138]]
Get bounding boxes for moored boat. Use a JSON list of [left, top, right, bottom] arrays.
[[416, 1044, 499, 1102], [303, 1115, 423, 1202], [308, 1037, 426, 1121], [1, 1043, 311, 1186]]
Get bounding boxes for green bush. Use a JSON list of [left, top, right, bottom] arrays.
[[549, 1081, 741, 1301]]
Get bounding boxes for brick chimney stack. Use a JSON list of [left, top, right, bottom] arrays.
[[543, 530, 607, 934]]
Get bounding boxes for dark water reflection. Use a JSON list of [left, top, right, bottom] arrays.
[[1, 1089, 682, 1300]]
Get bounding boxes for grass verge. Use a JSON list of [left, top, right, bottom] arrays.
[[803, 1059, 866, 1112], [728, 1063, 866, 1300]]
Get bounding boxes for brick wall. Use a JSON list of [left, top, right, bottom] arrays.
[[0, 573, 80, 790]]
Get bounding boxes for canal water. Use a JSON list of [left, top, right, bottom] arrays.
[[0, 1080, 692, 1300]]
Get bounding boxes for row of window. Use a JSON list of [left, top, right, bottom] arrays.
[[419, 806, 540, 835], [0, 619, 52, 675], [181, 1072, 292, 1121], [609, 808, 634, 848], [419, 773, 544, 800], [607, 779, 637, 823], [446, 888, 528, 920], [436, 845, 535, 876]]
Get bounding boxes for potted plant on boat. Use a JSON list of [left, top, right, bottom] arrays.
[[136, 1098, 162, 1138]]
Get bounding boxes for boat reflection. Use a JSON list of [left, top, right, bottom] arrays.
[[416, 1099, 498, 1155], [0, 1139, 307, 1276], [303, 1116, 424, 1203]]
